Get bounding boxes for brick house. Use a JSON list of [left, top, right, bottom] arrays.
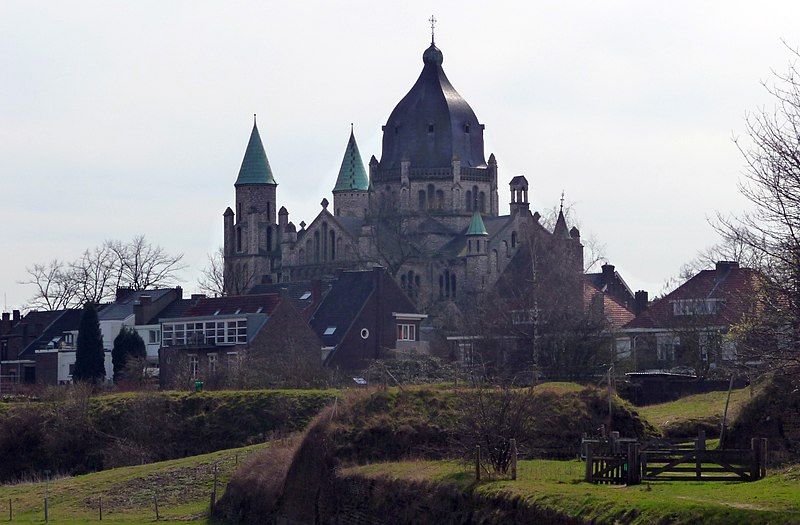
[[308, 267, 427, 371], [158, 293, 322, 388], [616, 261, 760, 373], [1, 309, 68, 386]]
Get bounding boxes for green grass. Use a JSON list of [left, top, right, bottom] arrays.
[[350, 459, 800, 524], [0, 443, 268, 523], [638, 388, 752, 436]]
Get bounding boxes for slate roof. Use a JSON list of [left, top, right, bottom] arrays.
[[585, 268, 635, 309], [235, 119, 276, 186], [623, 263, 760, 330], [333, 129, 369, 192], [98, 289, 175, 321], [248, 281, 332, 317], [7, 310, 64, 338], [309, 271, 377, 348], [19, 309, 83, 358], [553, 209, 571, 239], [379, 42, 487, 170], [146, 298, 198, 324], [182, 294, 283, 317]]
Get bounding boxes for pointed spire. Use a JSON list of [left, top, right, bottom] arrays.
[[553, 198, 571, 240], [333, 126, 368, 192], [235, 115, 276, 186], [466, 210, 488, 236]]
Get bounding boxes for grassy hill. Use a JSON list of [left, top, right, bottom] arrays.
[[345, 459, 800, 524], [0, 443, 267, 524], [637, 388, 751, 437]]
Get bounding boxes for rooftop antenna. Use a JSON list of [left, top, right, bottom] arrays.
[[429, 15, 437, 44]]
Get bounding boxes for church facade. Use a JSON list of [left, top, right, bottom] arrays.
[[222, 38, 584, 310]]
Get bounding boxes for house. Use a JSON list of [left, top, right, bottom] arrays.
[[248, 279, 331, 319], [586, 264, 649, 314], [97, 287, 184, 363], [616, 261, 760, 373], [158, 292, 322, 388], [308, 267, 427, 370], [1, 309, 68, 386]]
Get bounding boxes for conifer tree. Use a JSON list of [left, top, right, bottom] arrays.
[[111, 327, 146, 382], [73, 302, 105, 383]]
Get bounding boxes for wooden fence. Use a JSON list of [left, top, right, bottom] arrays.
[[584, 432, 768, 485]]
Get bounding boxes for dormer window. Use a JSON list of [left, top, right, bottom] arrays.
[[394, 125, 400, 134], [428, 123, 435, 133], [464, 124, 471, 133]]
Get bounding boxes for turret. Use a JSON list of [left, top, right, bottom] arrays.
[[223, 207, 234, 256], [465, 211, 489, 293], [509, 175, 529, 214], [332, 126, 369, 219]]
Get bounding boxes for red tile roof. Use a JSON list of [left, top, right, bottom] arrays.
[[583, 282, 636, 330], [623, 264, 760, 330], [182, 294, 282, 317]]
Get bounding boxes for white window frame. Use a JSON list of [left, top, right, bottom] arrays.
[[208, 353, 218, 373], [397, 323, 416, 341], [189, 354, 199, 379]]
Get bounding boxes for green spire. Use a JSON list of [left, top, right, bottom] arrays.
[[235, 115, 276, 186], [466, 210, 488, 236], [333, 125, 368, 192]]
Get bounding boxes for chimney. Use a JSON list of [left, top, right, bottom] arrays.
[[190, 294, 206, 300], [634, 290, 649, 315], [175, 286, 183, 299], [116, 287, 134, 302], [12, 310, 20, 322], [716, 260, 739, 275], [139, 295, 152, 306], [2, 313, 8, 322], [601, 264, 615, 280]]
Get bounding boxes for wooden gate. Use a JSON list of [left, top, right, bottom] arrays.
[[584, 442, 641, 485], [641, 438, 767, 482]]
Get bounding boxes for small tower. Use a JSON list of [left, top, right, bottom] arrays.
[[332, 126, 369, 218], [509, 176, 529, 214], [465, 210, 489, 293], [223, 115, 278, 294]]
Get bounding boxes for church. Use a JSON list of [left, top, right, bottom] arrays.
[[222, 35, 585, 312]]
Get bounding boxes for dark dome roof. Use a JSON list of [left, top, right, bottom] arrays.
[[379, 43, 486, 171]]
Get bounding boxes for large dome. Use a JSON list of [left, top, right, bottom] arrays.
[[379, 43, 486, 172]]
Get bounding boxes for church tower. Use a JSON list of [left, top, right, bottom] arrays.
[[465, 210, 489, 293], [332, 126, 369, 219], [223, 116, 278, 294]]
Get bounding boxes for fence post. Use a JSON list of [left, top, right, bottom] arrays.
[[584, 442, 593, 483], [475, 445, 481, 481], [210, 463, 219, 513], [153, 493, 160, 521], [697, 430, 706, 451], [8, 498, 11, 521], [610, 431, 620, 454], [510, 439, 518, 481], [750, 438, 761, 481], [99, 497, 102, 521], [626, 442, 640, 485]]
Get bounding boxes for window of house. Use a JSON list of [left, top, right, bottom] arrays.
[[149, 330, 160, 344], [162, 319, 247, 347], [208, 353, 217, 373], [615, 338, 632, 359], [656, 334, 679, 362], [397, 323, 416, 341], [226, 351, 239, 371], [189, 354, 199, 379], [300, 291, 311, 300], [324, 327, 336, 336], [360, 328, 369, 339], [511, 309, 536, 325], [68, 363, 75, 377], [465, 124, 471, 133], [458, 342, 473, 364], [64, 333, 74, 345], [721, 340, 736, 361], [672, 299, 723, 316], [428, 123, 434, 133]]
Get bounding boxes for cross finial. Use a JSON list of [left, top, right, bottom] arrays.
[[350, 122, 354, 134], [560, 190, 565, 212], [429, 15, 437, 44], [253, 113, 257, 126]]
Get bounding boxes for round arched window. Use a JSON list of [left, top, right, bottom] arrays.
[[360, 328, 370, 339]]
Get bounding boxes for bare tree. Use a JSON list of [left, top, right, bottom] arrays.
[[20, 260, 78, 311], [540, 202, 607, 272], [223, 261, 258, 296], [109, 235, 186, 290], [198, 247, 225, 297], [71, 243, 119, 304], [714, 45, 800, 373]]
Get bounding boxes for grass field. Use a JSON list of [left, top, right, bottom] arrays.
[[637, 388, 752, 436], [0, 443, 268, 524], [350, 459, 800, 524]]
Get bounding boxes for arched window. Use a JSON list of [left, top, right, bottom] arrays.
[[436, 189, 444, 210], [299, 248, 305, 265], [330, 230, 336, 260], [478, 192, 486, 213], [444, 269, 451, 297], [450, 274, 457, 298], [492, 249, 499, 272], [427, 184, 435, 210], [322, 222, 329, 261], [306, 239, 312, 263], [414, 274, 420, 288], [465, 191, 472, 212], [266, 225, 272, 251], [314, 231, 320, 262], [401, 274, 407, 289], [236, 227, 242, 252], [267, 202, 271, 218], [504, 240, 509, 257], [418, 190, 426, 210], [438, 274, 444, 298], [472, 186, 479, 210], [511, 231, 517, 248]]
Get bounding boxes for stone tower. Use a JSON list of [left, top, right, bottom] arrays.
[[465, 210, 489, 293], [223, 116, 278, 294], [332, 127, 369, 219]]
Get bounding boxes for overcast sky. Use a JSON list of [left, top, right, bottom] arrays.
[[1, 1, 798, 310]]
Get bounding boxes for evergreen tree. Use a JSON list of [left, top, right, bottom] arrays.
[[73, 302, 106, 383], [111, 327, 146, 382]]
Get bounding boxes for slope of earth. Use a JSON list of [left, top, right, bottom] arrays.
[[637, 387, 751, 437]]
